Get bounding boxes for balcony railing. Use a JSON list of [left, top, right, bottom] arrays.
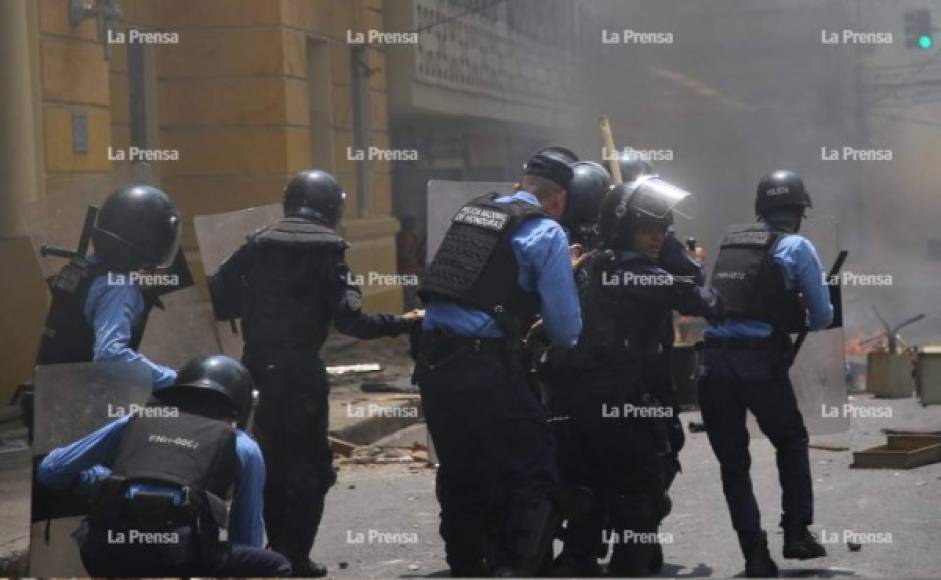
[[413, 0, 576, 105]]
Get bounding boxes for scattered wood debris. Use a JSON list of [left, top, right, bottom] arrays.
[[327, 363, 382, 376]]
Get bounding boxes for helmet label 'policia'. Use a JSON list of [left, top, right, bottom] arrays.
[[453, 205, 510, 231]]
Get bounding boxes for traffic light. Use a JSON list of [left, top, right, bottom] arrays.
[[905, 8, 933, 49]]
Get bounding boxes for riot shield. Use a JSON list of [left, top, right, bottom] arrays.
[[29, 361, 152, 577], [742, 216, 849, 436], [193, 204, 282, 357], [426, 180, 513, 260]]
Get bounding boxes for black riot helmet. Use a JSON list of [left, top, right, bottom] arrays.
[[155, 354, 255, 425], [618, 150, 655, 183], [598, 176, 694, 250], [92, 184, 181, 271], [283, 170, 347, 227], [560, 161, 611, 247], [535, 145, 580, 165], [755, 170, 812, 217]]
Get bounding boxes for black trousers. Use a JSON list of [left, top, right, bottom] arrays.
[[246, 348, 336, 565], [549, 371, 669, 574], [416, 340, 558, 575], [81, 544, 291, 577], [697, 344, 813, 549]]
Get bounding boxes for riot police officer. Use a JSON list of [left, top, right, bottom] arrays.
[[208, 169, 420, 577], [548, 178, 720, 577], [37, 355, 292, 577], [618, 158, 705, 573], [35, 184, 181, 385], [415, 153, 582, 576], [700, 170, 832, 577]]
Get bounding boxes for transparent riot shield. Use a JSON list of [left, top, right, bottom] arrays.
[[787, 216, 848, 435], [29, 361, 152, 577], [426, 180, 513, 260], [193, 204, 282, 358]]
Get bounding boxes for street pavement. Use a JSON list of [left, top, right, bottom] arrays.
[[313, 394, 941, 578], [4, 390, 941, 578]]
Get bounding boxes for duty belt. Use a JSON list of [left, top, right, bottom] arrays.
[[422, 330, 507, 352], [419, 328, 514, 371]]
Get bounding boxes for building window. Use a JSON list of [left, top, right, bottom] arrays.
[[351, 46, 370, 217], [307, 37, 335, 171]]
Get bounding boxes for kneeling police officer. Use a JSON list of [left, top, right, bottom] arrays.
[[700, 170, 832, 577], [37, 354, 291, 577]]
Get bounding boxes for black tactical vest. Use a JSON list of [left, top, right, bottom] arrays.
[[551, 250, 672, 375], [419, 193, 546, 335], [710, 223, 806, 333], [86, 409, 239, 565], [36, 260, 151, 365], [241, 217, 348, 349]]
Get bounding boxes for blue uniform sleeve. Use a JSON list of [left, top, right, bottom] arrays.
[[37, 416, 129, 491], [775, 236, 833, 331], [85, 277, 177, 388], [229, 431, 266, 547], [514, 219, 582, 347]]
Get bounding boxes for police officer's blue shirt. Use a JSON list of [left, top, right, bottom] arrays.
[[85, 256, 177, 388], [37, 416, 266, 547], [423, 191, 582, 347], [705, 232, 833, 338]]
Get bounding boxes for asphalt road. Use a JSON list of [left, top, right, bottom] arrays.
[[4, 394, 940, 578], [314, 395, 941, 579]]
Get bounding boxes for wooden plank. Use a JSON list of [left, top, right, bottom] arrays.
[[852, 437, 941, 469]]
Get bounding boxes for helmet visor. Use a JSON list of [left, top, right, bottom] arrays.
[[629, 176, 697, 221], [155, 214, 182, 269]]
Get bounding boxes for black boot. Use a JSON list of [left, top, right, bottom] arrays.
[[289, 557, 328, 578], [648, 542, 664, 574], [783, 525, 827, 560], [552, 553, 603, 577], [741, 531, 779, 578]]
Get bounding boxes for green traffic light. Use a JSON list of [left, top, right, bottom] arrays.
[[919, 34, 933, 49]]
